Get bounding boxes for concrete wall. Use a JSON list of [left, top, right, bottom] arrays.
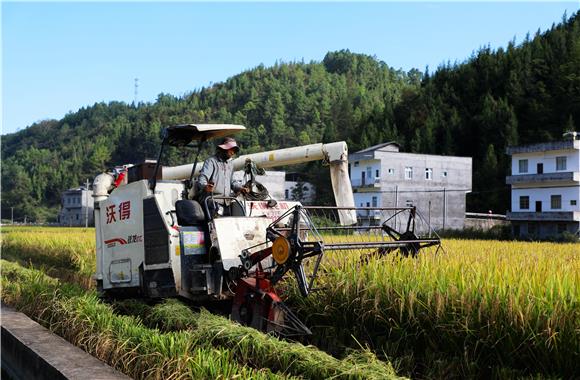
[[465, 218, 509, 230], [1, 304, 129, 380]]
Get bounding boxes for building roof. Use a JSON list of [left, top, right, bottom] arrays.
[[354, 142, 400, 154]]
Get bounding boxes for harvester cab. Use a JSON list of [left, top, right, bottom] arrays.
[[93, 123, 442, 336]]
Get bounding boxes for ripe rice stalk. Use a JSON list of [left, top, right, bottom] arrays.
[[288, 238, 579, 378]]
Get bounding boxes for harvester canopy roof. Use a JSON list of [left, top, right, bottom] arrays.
[[165, 124, 246, 147]]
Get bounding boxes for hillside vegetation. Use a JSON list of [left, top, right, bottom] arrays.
[[2, 12, 579, 221]]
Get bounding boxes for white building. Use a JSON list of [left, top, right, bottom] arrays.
[[506, 133, 580, 238], [349, 142, 472, 231], [58, 186, 94, 226]]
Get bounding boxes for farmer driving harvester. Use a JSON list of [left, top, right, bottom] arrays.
[[196, 137, 248, 218]]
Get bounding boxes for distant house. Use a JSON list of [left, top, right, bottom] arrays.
[[58, 186, 94, 226], [506, 132, 580, 239], [233, 170, 316, 204], [349, 142, 472, 231], [284, 172, 316, 204]]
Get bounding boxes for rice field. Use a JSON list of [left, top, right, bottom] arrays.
[[288, 239, 580, 378], [1, 226, 578, 379], [0, 227, 401, 380]]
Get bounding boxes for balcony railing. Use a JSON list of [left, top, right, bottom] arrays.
[[506, 171, 579, 185], [351, 178, 381, 187], [507, 211, 580, 221]]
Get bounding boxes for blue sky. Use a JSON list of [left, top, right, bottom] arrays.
[[2, 1, 579, 135]]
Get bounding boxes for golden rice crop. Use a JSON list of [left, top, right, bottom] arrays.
[[288, 238, 580, 378], [1, 226, 95, 288], [2, 226, 578, 378]]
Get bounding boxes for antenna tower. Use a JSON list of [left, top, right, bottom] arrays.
[[134, 78, 139, 104]]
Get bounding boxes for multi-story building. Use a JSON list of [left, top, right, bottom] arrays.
[[58, 186, 94, 226], [506, 133, 580, 239], [349, 142, 472, 231]]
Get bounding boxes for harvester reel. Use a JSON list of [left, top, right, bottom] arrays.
[[397, 231, 421, 258]]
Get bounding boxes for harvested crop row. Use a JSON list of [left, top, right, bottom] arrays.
[[1, 260, 403, 380], [290, 239, 580, 378], [114, 298, 400, 379]]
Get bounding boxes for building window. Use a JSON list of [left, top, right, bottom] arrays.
[[551, 195, 562, 209], [354, 161, 359, 167], [387, 168, 394, 175], [518, 159, 528, 173], [442, 171, 448, 178], [571, 200, 577, 206], [405, 200, 413, 207], [372, 196, 378, 207], [405, 167, 413, 180], [375, 169, 380, 178], [285, 189, 289, 199], [425, 168, 433, 180], [519, 196, 529, 210], [556, 156, 567, 171]]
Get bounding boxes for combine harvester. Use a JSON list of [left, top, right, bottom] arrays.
[[93, 124, 441, 336]]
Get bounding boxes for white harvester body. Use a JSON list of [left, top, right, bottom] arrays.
[[94, 124, 354, 302]]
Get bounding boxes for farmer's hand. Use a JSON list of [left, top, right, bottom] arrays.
[[205, 182, 215, 193]]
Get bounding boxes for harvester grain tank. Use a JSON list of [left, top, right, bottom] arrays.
[[93, 124, 441, 335]]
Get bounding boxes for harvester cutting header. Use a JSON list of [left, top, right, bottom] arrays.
[[93, 124, 441, 335]]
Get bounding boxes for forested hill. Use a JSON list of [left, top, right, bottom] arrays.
[[2, 12, 579, 222], [1, 51, 420, 221]]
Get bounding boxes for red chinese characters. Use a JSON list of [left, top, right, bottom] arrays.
[[119, 201, 131, 220], [106, 201, 131, 224], [106, 205, 116, 224]]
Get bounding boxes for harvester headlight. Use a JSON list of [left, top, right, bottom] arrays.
[[272, 236, 290, 265]]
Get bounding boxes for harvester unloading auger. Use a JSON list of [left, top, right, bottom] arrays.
[[93, 124, 442, 336]]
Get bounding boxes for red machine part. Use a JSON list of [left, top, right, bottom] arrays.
[[230, 275, 285, 334]]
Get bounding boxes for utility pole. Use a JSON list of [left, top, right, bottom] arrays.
[[428, 200, 431, 237], [11, 207, 14, 224], [443, 188, 447, 231], [394, 185, 398, 230], [85, 179, 90, 228]]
